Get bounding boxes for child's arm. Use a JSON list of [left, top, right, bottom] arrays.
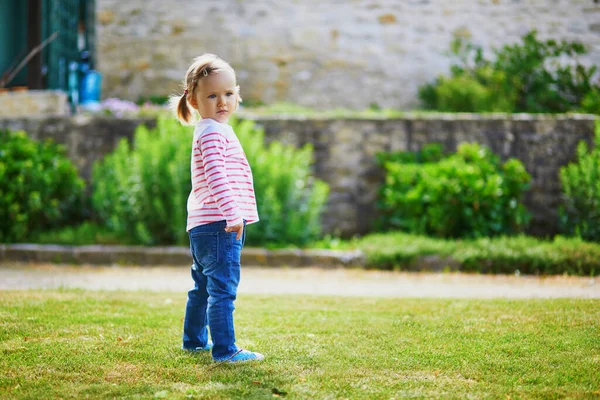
[[198, 130, 244, 229]]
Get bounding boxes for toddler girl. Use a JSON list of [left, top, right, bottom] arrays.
[[171, 53, 263, 363]]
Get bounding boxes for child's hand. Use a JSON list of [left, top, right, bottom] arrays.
[[225, 223, 244, 240]]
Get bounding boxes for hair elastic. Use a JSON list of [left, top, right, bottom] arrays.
[[184, 89, 188, 95]]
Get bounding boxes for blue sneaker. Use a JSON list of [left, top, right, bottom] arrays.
[[214, 349, 264, 363], [182, 341, 213, 352]]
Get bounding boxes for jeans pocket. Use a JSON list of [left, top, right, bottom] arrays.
[[190, 232, 219, 270]]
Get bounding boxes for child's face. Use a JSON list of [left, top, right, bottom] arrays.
[[191, 69, 238, 124]]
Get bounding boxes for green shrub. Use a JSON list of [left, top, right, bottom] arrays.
[[419, 30, 599, 113], [377, 143, 531, 238], [34, 222, 123, 246], [234, 119, 329, 246], [92, 117, 193, 245], [355, 231, 456, 270], [92, 117, 329, 246], [0, 129, 85, 242], [419, 72, 516, 113], [455, 235, 600, 276], [351, 231, 599, 276], [581, 89, 600, 115], [559, 121, 600, 242], [377, 143, 444, 165]]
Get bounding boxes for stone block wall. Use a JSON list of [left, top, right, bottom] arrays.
[[96, 0, 600, 109], [0, 115, 156, 181], [1, 113, 597, 237], [248, 114, 599, 236], [0, 91, 68, 118]]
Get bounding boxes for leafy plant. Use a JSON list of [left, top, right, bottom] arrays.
[[419, 30, 599, 113], [92, 117, 190, 245], [34, 222, 123, 246], [350, 231, 600, 276], [581, 89, 600, 114], [376, 143, 444, 165], [377, 143, 531, 238], [91, 117, 329, 246], [234, 118, 329, 246], [559, 120, 600, 242], [0, 129, 85, 242]]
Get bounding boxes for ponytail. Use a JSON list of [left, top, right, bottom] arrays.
[[169, 92, 194, 125]]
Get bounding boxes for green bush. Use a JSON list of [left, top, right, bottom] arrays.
[[419, 30, 599, 113], [92, 117, 329, 246], [377, 143, 531, 238], [376, 142, 444, 165], [455, 235, 600, 276], [34, 222, 123, 246], [581, 89, 600, 115], [559, 121, 600, 242], [351, 231, 599, 276], [92, 117, 194, 245], [233, 119, 329, 246], [0, 129, 85, 243]]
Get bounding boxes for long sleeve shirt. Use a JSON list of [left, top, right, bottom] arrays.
[[186, 118, 259, 231]]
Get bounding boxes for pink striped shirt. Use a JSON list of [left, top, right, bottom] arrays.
[[186, 119, 259, 231]]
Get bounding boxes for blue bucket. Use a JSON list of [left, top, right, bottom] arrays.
[[80, 70, 102, 105]]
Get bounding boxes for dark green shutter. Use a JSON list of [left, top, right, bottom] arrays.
[[42, 0, 95, 90]]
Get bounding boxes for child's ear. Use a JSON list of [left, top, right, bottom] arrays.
[[189, 95, 198, 110]]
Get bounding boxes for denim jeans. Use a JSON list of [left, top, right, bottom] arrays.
[[183, 220, 246, 360]]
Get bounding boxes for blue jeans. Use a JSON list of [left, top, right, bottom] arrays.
[[183, 220, 246, 360]]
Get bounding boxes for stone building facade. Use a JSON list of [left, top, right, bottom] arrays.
[[96, 0, 600, 109]]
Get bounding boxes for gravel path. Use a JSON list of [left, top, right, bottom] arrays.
[[1, 263, 598, 299]]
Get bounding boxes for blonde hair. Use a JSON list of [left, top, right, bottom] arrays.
[[169, 53, 242, 125]]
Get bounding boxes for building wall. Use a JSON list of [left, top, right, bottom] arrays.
[[2, 114, 597, 237], [96, 0, 600, 109]]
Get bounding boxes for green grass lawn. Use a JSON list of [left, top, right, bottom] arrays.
[[1, 291, 598, 399]]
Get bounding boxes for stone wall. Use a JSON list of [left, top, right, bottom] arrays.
[[0, 91, 68, 118], [96, 0, 600, 109], [250, 114, 599, 236], [0, 115, 156, 181], [1, 114, 597, 237]]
